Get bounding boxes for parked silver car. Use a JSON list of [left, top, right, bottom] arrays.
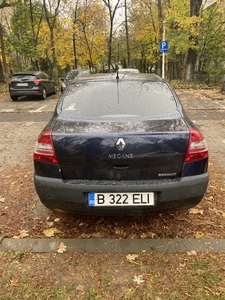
[[60, 69, 90, 92]]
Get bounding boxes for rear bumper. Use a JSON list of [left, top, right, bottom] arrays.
[[9, 88, 42, 97], [34, 173, 209, 215]]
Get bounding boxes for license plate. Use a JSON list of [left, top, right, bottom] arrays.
[[17, 83, 28, 86], [88, 192, 154, 207]]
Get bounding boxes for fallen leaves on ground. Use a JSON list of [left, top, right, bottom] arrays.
[[0, 160, 225, 240]]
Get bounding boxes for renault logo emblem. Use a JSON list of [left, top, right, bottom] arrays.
[[116, 138, 126, 151]]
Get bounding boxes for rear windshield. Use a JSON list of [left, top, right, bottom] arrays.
[[61, 80, 177, 118], [12, 75, 36, 81]]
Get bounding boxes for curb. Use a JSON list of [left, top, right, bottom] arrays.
[[1, 238, 225, 253]]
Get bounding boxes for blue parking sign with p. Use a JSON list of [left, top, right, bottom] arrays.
[[160, 41, 168, 52]]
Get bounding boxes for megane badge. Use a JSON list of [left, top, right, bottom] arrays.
[[116, 138, 126, 151]]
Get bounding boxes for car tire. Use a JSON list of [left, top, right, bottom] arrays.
[[41, 88, 47, 100], [10, 96, 18, 101]]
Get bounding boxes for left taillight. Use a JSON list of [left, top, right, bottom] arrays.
[[34, 130, 58, 164], [184, 128, 208, 163]]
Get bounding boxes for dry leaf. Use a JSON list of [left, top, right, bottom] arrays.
[[0, 197, 5, 203], [76, 284, 84, 291], [149, 232, 156, 238], [133, 275, 145, 284], [46, 222, 54, 227], [187, 250, 197, 256], [13, 230, 29, 239], [57, 242, 67, 253], [195, 231, 204, 238], [126, 254, 139, 261], [189, 208, 204, 215], [43, 228, 61, 237], [209, 208, 223, 215], [19, 229, 29, 238], [141, 233, 147, 238], [179, 263, 186, 268]]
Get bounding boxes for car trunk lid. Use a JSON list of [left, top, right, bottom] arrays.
[[52, 118, 189, 180]]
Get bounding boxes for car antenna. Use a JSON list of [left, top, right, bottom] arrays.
[[116, 70, 119, 81]]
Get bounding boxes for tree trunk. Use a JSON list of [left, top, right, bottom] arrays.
[[0, 1, 11, 83], [73, 0, 79, 69], [43, 0, 60, 83], [0, 23, 9, 83], [102, 0, 121, 72], [185, 0, 202, 81]]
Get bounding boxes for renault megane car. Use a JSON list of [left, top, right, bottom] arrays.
[[33, 73, 209, 215]]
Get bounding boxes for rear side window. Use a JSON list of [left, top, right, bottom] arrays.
[[61, 81, 177, 118]]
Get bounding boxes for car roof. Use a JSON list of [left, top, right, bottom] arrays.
[[73, 73, 164, 83], [118, 68, 140, 73], [67, 69, 89, 72], [12, 71, 45, 76]]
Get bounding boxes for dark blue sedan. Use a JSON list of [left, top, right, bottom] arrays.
[[33, 73, 209, 215]]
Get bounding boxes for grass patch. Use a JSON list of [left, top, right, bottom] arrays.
[[0, 252, 225, 299]]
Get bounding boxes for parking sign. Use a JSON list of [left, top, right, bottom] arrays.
[[160, 41, 168, 53]]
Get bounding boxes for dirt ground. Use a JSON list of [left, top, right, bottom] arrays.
[[0, 88, 225, 299]]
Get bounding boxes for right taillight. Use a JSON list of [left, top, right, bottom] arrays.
[[184, 128, 208, 163], [34, 130, 58, 164], [34, 79, 41, 85]]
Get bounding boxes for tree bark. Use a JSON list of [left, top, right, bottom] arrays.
[[43, 0, 61, 83], [73, 0, 79, 69], [0, 1, 11, 83], [185, 0, 202, 82], [102, 0, 121, 72], [0, 23, 9, 83]]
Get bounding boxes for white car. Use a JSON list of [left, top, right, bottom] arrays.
[[118, 68, 140, 74]]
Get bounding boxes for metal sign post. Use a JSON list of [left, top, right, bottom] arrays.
[[160, 21, 167, 79]]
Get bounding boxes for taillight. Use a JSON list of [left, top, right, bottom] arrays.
[[34, 79, 41, 85], [184, 128, 208, 162], [34, 130, 58, 164]]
